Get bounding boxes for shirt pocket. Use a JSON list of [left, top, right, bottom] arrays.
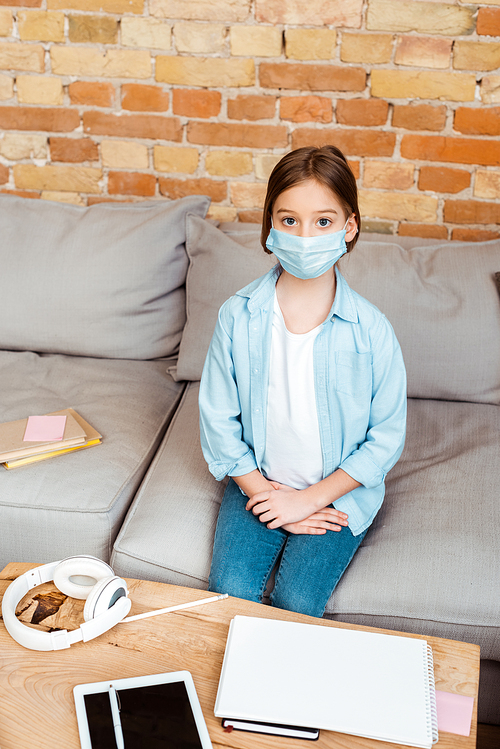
[[335, 351, 372, 398]]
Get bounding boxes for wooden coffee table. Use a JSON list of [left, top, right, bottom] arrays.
[[0, 563, 479, 748]]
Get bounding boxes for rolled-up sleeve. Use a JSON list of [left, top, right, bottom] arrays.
[[199, 303, 258, 481]]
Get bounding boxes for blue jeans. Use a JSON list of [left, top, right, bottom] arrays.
[[209, 479, 368, 618]]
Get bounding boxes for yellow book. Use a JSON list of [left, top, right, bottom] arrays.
[[3, 438, 101, 469], [0, 411, 86, 463], [1, 408, 102, 470]]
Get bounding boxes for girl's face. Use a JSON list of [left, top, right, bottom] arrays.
[[272, 179, 358, 242]]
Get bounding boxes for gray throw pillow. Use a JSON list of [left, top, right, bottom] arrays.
[[173, 214, 275, 381], [0, 194, 210, 360], [176, 217, 500, 404], [339, 237, 500, 405]]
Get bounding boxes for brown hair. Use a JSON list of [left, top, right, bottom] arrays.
[[260, 145, 360, 254]]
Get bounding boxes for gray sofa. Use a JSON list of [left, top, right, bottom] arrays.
[[1, 194, 499, 725], [0, 193, 209, 563]]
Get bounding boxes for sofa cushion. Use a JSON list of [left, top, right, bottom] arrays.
[[0, 350, 185, 568], [0, 194, 209, 360], [112, 381, 221, 587], [112, 390, 500, 663], [172, 214, 276, 381], [329, 397, 500, 660]]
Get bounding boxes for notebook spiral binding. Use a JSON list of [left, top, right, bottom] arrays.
[[424, 643, 439, 745]]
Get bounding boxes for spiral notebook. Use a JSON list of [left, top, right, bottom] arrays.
[[215, 616, 438, 748]]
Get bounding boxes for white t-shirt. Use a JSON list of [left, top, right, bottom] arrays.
[[261, 292, 324, 490]]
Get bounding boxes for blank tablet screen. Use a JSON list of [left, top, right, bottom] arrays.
[[83, 681, 204, 748]]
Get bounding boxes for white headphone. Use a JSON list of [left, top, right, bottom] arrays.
[[2, 556, 132, 651]]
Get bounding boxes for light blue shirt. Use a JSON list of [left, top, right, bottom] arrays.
[[199, 265, 407, 536]]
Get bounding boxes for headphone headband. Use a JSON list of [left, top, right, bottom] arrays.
[[1, 557, 131, 651]]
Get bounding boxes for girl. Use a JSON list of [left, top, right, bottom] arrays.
[[199, 145, 407, 618]]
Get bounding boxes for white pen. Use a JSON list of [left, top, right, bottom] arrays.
[[121, 592, 229, 624], [108, 685, 125, 749]]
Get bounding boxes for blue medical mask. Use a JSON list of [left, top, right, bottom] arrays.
[[265, 219, 349, 280]]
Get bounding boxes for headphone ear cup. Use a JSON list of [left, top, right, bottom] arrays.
[[83, 576, 129, 622], [54, 556, 115, 599]]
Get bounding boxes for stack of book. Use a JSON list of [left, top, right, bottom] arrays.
[[0, 408, 101, 470]]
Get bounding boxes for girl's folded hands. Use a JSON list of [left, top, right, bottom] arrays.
[[246, 483, 349, 531]]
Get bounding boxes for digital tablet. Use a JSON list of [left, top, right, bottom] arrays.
[[73, 670, 213, 749]]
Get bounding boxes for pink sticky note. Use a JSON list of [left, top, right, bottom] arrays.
[[436, 690, 474, 737], [23, 415, 67, 442]]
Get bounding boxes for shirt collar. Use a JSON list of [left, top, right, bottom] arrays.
[[237, 264, 359, 323], [237, 265, 281, 312], [330, 267, 359, 323]]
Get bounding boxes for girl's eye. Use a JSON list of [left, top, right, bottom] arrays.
[[283, 217, 297, 226], [317, 217, 332, 227]]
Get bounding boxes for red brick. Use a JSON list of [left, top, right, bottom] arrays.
[[398, 223, 448, 239], [83, 112, 182, 141], [238, 209, 263, 223], [444, 199, 500, 225], [418, 166, 470, 194], [122, 84, 169, 112], [172, 89, 220, 118], [187, 122, 288, 149], [336, 98, 388, 126], [292, 128, 395, 158], [393, 104, 446, 131], [227, 95, 276, 120], [280, 96, 332, 123], [477, 8, 500, 37], [87, 196, 135, 205], [0, 163, 8, 184], [454, 106, 500, 136], [69, 82, 114, 108], [159, 177, 227, 202], [451, 227, 500, 241], [401, 134, 500, 166], [348, 160, 360, 179], [49, 137, 99, 163], [260, 62, 366, 92], [108, 171, 156, 197], [0, 188, 40, 198], [0, 107, 79, 132]]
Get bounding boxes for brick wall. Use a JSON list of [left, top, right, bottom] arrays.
[[1, 0, 500, 239]]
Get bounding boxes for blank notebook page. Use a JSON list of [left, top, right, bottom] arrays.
[[215, 616, 437, 748]]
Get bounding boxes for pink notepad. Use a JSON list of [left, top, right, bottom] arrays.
[[436, 690, 474, 737], [23, 415, 67, 442]]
